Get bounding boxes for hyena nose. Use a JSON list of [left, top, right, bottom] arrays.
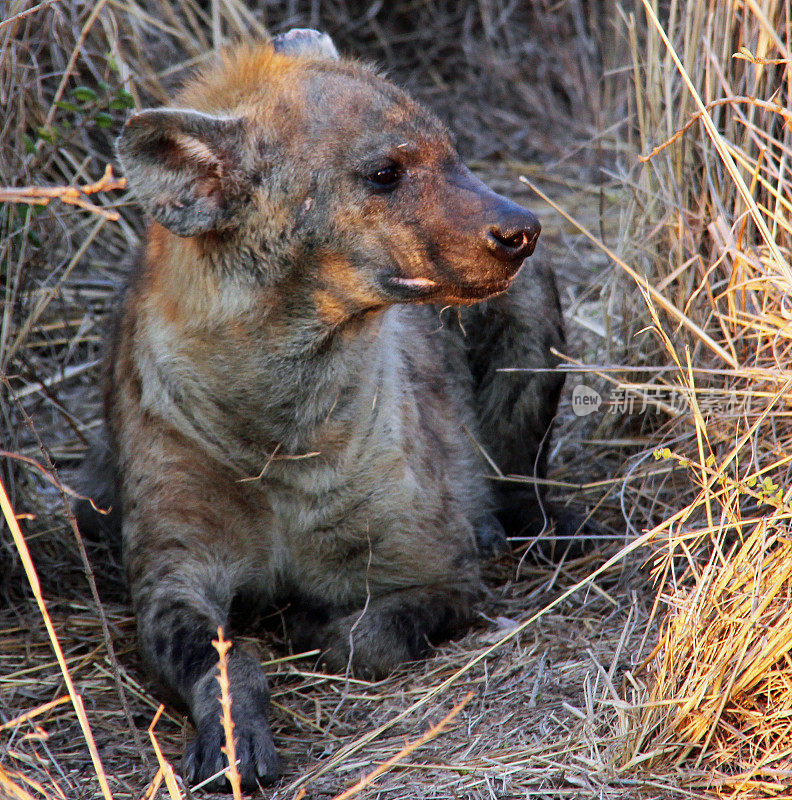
[[486, 212, 541, 262]]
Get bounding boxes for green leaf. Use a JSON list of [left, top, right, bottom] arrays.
[[94, 112, 114, 128], [72, 86, 98, 103], [23, 134, 36, 154], [115, 89, 135, 108], [55, 100, 80, 112], [37, 125, 57, 143], [762, 477, 778, 493]]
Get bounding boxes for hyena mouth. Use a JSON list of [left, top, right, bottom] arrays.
[[388, 276, 437, 290], [382, 274, 514, 302]]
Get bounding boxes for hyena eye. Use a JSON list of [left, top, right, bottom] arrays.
[[365, 163, 402, 192]]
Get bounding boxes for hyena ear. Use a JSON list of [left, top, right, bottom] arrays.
[[271, 28, 339, 60], [116, 108, 248, 237]]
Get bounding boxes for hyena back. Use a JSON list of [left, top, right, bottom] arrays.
[[76, 29, 565, 790]]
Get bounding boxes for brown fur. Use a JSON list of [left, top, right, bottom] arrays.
[[75, 31, 565, 791]]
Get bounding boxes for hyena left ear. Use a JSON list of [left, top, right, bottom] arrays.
[[116, 108, 248, 237], [271, 28, 339, 60]]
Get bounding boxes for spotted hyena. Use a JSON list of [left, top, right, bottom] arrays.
[[75, 29, 566, 790]]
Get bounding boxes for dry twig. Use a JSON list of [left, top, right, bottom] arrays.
[[214, 627, 243, 800], [147, 705, 183, 800], [0, 476, 114, 800], [327, 691, 475, 800], [0, 164, 125, 220]]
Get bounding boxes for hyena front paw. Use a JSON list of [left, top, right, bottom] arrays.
[[317, 588, 472, 679], [319, 615, 420, 679], [183, 712, 280, 792]]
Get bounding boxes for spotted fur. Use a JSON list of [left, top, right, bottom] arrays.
[[75, 32, 565, 791]]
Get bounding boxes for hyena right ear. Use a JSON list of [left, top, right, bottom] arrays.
[[271, 28, 339, 60], [116, 108, 248, 237]]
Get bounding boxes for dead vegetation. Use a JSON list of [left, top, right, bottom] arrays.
[[1, 0, 791, 798], [612, 1, 792, 794]]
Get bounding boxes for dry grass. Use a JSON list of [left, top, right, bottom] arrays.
[[600, 0, 792, 796], [2, 0, 792, 798]]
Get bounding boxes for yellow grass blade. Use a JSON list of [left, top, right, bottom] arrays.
[[0, 477, 114, 800]]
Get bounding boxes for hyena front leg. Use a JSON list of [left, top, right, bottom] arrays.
[[129, 554, 279, 789], [120, 442, 280, 790], [457, 261, 567, 543]]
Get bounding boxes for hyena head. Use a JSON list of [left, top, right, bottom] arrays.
[[117, 30, 540, 320]]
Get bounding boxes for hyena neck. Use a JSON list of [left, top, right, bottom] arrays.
[[135, 277, 398, 468], [142, 230, 382, 355], [241, 301, 398, 451], [135, 231, 406, 462]]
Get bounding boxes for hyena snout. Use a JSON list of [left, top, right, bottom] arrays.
[[485, 209, 541, 264], [460, 170, 541, 268], [431, 168, 542, 297]]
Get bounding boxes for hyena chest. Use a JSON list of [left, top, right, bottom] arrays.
[[256, 347, 484, 601]]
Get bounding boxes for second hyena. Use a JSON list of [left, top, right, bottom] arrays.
[[76, 29, 566, 790]]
